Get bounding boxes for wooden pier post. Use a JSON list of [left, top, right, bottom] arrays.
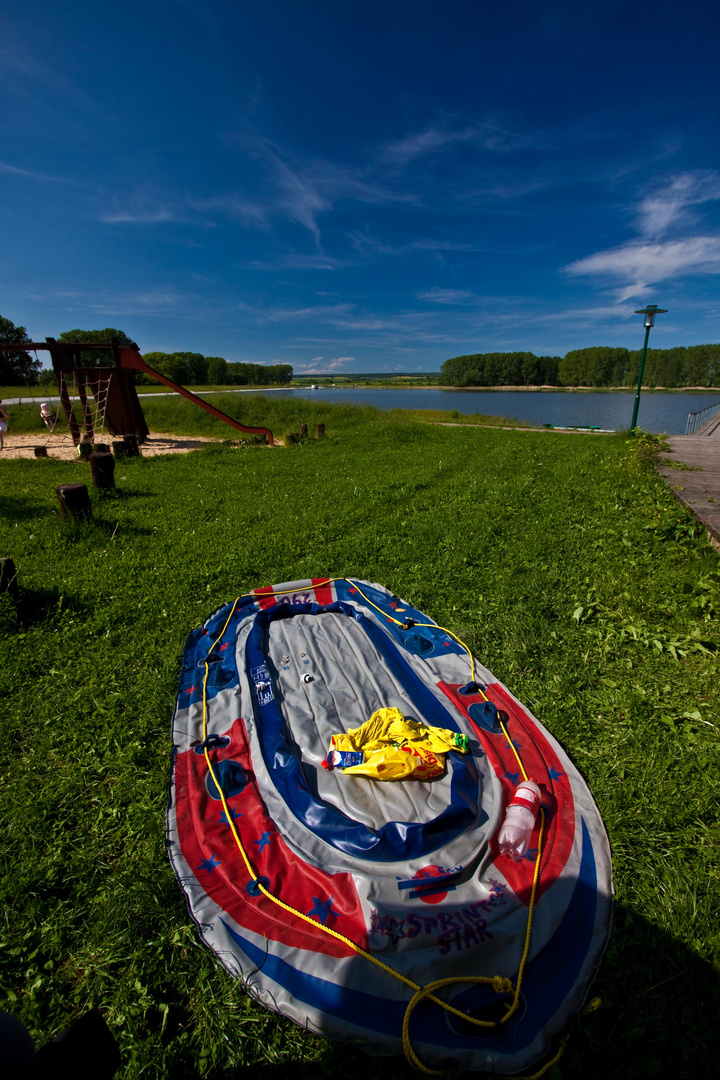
[[90, 452, 115, 489], [56, 484, 92, 522], [0, 557, 19, 597]]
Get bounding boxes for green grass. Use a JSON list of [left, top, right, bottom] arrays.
[[3, 393, 532, 439], [1, 411, 719, 1079]]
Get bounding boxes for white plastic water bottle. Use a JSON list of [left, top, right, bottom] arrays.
[[498, 779, 541, 861]]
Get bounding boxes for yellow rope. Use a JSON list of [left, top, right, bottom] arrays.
[[197, 579, 560, 1076]]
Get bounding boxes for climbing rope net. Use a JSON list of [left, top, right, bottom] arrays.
[[47, 368, 114, 446]]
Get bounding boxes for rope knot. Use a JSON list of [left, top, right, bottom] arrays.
[[492, 976, 514, 995]]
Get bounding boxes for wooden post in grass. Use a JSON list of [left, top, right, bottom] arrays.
[[56, 483, 92, 522], [34, 446, 49, 458], [93, 443, 110, 454], [113, 440, 130, 458], [317, 423, 325, 438], [0, 557, 19, 597], [77, 440, 93, 462], [300, 423, 308, 439], [90, 452, 115, 490], [123, 434, 140, 456]]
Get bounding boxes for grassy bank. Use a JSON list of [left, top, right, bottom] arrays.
[[2, 394, 531, 439], [1, 418, 718, 1079]]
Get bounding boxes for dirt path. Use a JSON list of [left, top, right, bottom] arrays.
[[0, 432, 232, 461]]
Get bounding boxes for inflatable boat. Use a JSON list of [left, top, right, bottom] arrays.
[[168, 578, 612, 1074]]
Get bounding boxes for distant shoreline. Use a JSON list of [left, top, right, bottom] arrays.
[[294, 383, 720, 393]]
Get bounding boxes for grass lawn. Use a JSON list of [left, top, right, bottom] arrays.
[[1, 407, 718, 1079], [3, 393, 531, 441]]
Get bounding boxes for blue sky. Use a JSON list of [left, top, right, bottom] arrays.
[[2, 0, 720, 373]]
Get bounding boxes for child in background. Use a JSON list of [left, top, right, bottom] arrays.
[[40, 401, 56, 430]]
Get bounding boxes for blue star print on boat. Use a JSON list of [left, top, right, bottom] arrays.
[[308, 895, 340, 924], [197, 854, 221, 874], [549, 767, 565, 781], [220, 806, 243, 825], [254, 830, 273, 852], [386, 917, 406, 945], [503, 771, 521, 785]]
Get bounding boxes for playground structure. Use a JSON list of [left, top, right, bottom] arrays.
[[0, 337, 275, 446]]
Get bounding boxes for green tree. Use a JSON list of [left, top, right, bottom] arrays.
[[172, 352, 208, 384], [440, 352, 559, 387], [206, 356, 229, 384], [58, 327, 135, 368], [0, 315, 41, 385], [558, 347, 629, 387], [143, 351, 191, 385]]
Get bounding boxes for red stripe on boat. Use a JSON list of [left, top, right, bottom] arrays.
[[438, 681, 575, 905], [175, 719, 367, 957], [254, 586, 277, 610], [311, 578, 334, 606]]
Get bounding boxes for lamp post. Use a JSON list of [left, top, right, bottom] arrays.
[[630, 304, 667, 430]]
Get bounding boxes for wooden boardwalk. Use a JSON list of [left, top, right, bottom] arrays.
[[659, 410, 720, 549]]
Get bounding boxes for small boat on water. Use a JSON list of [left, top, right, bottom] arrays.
[[168, 577, 612, 1074]]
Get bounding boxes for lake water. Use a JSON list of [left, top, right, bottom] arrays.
[[257, 387, 720, 435]]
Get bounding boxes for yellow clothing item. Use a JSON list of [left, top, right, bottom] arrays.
[[329, 707, 468, 781]]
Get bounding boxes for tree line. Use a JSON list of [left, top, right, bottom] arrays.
[[441, 345, 720, 388], [0, 317, 292, 387], [140, 352, 292, 387]]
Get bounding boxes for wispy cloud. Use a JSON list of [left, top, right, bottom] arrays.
[[0, 161, 91, 188], [381, 121, 537, 165], [101, 206, 177, 225], [249, 302, 356, 323], [242, 253, 343, 271], [50, 288, 185, 316], [348, 231, 480, 259], [637, 171, 720, 239], [323, 356, 356, 370], [95, 115, 553, 246], [417, 288, 474, 304], [293, 356, 356, 372], [564, 171, 720, 298], [382, 127, 478, 164], [565, 236, 720, 299]]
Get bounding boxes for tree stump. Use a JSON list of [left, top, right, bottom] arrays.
[[282, 433, 298, 447], [317, 423, 325, 438], [90, 452, 115, 490], [56, 483, 92, 522], [123, 434, 140, 456], [34, 446, 49, 458], [113, 441, 130, 458], [93, 443, 110, 454], [77, 441, 93, 462], [0, 557, 19, 597], [300, 423, 308, 439]]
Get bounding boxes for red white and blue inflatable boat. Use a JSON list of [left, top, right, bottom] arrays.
[[168, 578, 612, 1074]]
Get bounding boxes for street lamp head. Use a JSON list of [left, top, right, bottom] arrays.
[[634, 304, 668, 329]]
